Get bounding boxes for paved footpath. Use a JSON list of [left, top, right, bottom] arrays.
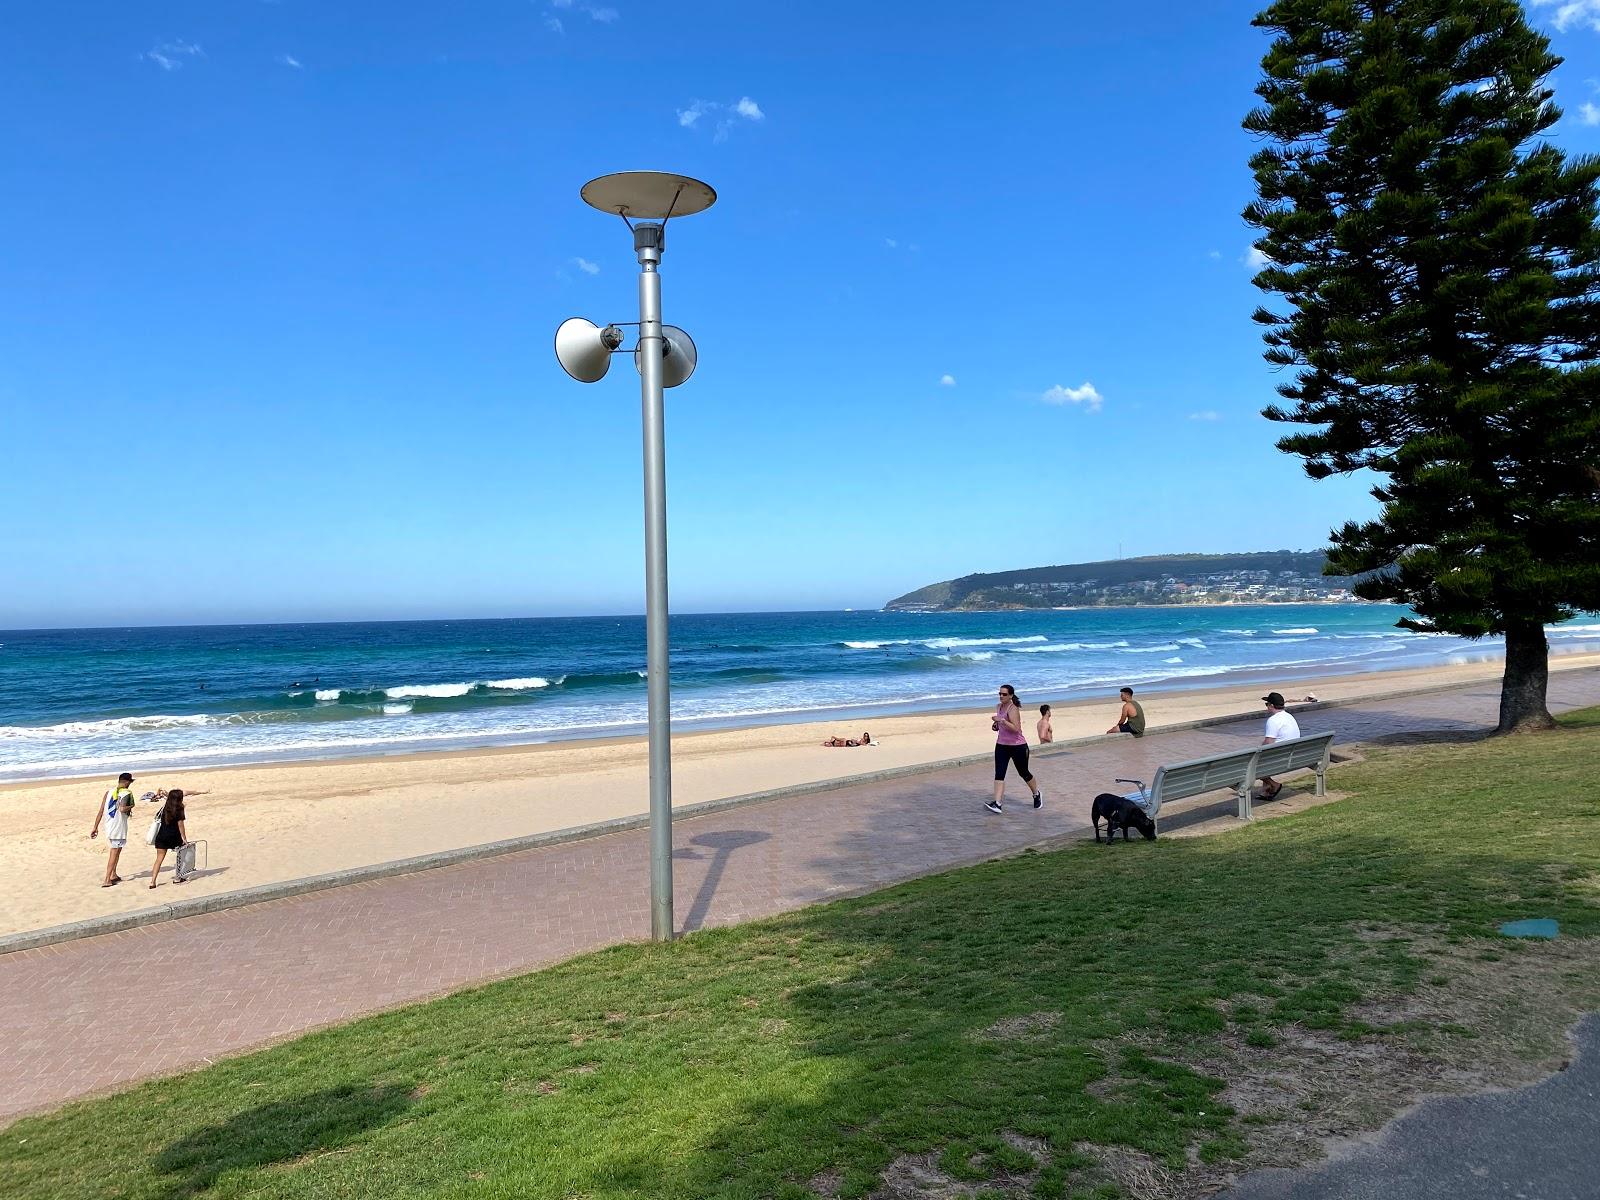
[[4, 670, 1599, 1126], [1220, 1015, 1600, 1200]]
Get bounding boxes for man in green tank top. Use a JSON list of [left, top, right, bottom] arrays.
[[1106, 687, 1146, 737]]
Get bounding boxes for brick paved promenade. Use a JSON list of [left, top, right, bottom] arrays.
[[4, 669, 1598, 1125]]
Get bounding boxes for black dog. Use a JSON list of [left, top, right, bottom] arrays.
[[1091, 793, 1156, 842]]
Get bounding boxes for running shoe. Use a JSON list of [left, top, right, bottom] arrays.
[[984, 800, 1003, 814], [1033, 791, 1043, 809]]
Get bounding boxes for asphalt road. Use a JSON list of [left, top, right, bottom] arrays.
[[1219, 1014, 1599, 1200]]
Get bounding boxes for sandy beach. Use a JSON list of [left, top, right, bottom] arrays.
[[4, 654, 1596, 939]]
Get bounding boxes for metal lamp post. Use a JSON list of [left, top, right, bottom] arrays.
[[553, 171, 716, 941]]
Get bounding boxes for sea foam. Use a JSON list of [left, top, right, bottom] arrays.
[[1011, 640, 1129, 653], [922, 635, 1048, 649], [387, 683, 472, 699]]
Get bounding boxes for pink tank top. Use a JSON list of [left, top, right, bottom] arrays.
[[996, 702, 1027, 746]]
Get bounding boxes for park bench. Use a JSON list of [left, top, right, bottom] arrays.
[[1114, 731, 1336, 834]]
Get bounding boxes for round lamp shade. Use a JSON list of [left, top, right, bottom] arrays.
[[581, 172, 716, 221]]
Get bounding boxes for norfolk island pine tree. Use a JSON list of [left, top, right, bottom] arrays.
[[1243, 0, 1600, 731]]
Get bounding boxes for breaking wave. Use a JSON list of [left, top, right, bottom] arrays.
[[922, 635, 1049, 649]]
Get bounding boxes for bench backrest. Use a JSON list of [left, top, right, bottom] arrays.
[[1251, 731, 1335, 780], [1147, 747, 1260, 814]]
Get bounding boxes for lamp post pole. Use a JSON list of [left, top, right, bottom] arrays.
[[635, 221, 674, 942], [559, 171, 715, 944]]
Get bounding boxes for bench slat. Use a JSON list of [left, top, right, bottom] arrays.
[[1153, 749, 1258, 805]]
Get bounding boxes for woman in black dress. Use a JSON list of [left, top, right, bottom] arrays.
[[148, 788, 188, 888]]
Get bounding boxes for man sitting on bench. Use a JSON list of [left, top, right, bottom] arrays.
[[1258, 691, 1301, 799]]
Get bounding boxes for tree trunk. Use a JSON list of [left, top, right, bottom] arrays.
[[1498, 621, 1555, 733]]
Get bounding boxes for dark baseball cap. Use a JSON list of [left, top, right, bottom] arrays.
[[118, 772, 135, 783], [1262, 692, 1286, 708]]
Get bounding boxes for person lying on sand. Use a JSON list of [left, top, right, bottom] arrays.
[[822, 732, 874, 747]]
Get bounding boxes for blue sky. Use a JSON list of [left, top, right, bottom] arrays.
[[7, 1, 1600, 628]]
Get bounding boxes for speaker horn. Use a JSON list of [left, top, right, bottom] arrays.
[[555, 318, 624, 383], [635, 325, 698, 388]]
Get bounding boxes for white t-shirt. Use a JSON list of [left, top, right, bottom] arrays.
[[1264, 710, 1301, 742], [102, 788, 131, 843]]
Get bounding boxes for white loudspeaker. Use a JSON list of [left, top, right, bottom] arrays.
[[555, 318, 623, 383], [636, 325, 698, 388]]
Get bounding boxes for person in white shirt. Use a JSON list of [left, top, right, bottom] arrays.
[[1257, 692, 1301, 799], [88, 771, 137, 888]]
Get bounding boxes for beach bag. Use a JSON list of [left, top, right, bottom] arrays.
[[145, 814, 163, 846]]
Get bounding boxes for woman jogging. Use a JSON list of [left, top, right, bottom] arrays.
[[986, 683, 1042, 814]]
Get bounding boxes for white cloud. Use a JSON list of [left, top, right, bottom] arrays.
[[1189, 410, 1221, 422], [884, 237, 898, 248], [548, 0, 619, 25], [1244, 245, 1271, 269], [277, 54, 302, 69], [939, 374, 956, 387], [1533, 1, 1600, 33], [1581, 101, 1600, 125], [677, 96, 766, 141], [1207, 249, 1222, 261], [574, 257, 600, 276], [144, 40, 203, 71], [1042, 382, 1103, 412]]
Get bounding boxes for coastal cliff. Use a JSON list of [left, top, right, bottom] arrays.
[[885, 552, 1357, 611]]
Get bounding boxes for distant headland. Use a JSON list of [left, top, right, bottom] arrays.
[[883, 552, 1360, 611]]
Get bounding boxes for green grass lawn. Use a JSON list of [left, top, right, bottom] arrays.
[[6, 711, 1600, 1200]]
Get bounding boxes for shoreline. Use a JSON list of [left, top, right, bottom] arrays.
[[4, 633, 1580, 786], [4, 652, 1598, 939]]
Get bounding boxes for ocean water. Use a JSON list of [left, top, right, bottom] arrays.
[[2, 606, 1598, 782]]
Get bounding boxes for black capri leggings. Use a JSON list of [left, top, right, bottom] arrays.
[[994, 743, 1034, 783]]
